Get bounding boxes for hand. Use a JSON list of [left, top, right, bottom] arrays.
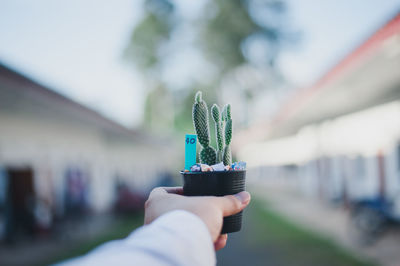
[[144, 187, 251, 251]]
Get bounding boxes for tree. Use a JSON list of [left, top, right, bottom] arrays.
[[124, 0, 294, 132], [201, 0, 290, 74], [124, 0, 175, 75]]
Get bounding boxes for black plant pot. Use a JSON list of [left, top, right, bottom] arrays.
[[181, 170, 246, 234]]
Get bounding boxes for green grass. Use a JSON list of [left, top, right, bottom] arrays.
[[41, 213, 144, 265], [248, 199, 376, 266]]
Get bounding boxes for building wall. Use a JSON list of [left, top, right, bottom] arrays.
[[0, 107, 171, 214], [241, 101, 400, 215]]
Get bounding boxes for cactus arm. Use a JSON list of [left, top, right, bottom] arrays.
[[211, 104, 220, 123], [200, 146, 217, 165], [223, 104, 232, 145], [222, 104, 232, 165], [217, 121, 224, 156], [223, 145, 232, 166], [226, 104, 231, 120], [211, 104, 224, 162], [192, 92, 210, 147], [192, 91, 217, 165], [221, 105, 226, 121], [223, 118, 233, 165], [195, 91, 202, 103], [225, 118, 232, 145]]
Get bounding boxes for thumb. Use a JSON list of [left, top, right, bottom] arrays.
[[216, 191, 251, 217]]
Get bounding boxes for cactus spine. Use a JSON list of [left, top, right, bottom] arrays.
[[222, 104, 232, 166], [192, 91, 217, 165], [211, 104, 224, 162]]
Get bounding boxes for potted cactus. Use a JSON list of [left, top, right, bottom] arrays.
[[181, 91, 246, 234]]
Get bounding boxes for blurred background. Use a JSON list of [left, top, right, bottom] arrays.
[[1, 0, 400, 265]]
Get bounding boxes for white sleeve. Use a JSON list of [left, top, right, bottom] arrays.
[[58, 210, 216, 266]]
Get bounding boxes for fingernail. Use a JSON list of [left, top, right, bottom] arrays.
[[234, 191, 251, 204]]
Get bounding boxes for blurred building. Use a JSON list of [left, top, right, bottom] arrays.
[[240, 12, 400, 214], [0, 63, 177, 242]]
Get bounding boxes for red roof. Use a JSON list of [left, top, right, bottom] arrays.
[[274, 11, 400, 125]]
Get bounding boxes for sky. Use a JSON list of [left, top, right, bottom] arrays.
[[278, 0, 400, 86], [0, 0, 145, 127], [0, 0, 399, 128]]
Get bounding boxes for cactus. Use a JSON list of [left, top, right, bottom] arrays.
[[222, 104, 232, 166], [223, 146, 231, 166], [211, 104, 224, 162], [192, 91, 217, 165], [192, 91, 233, 166]]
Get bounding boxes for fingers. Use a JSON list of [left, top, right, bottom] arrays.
[[163, 187, 184, 195], [215, 191, 251, 216], [214, 234, 228, 251], [149, 187, 184, 198]]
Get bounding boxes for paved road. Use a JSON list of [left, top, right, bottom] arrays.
[[252, 182, 400, 266], [217, 203, 280, 266], [216, 190, 375, 266]]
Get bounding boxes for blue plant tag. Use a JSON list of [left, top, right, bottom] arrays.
[[185, 134, 197, 170]]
